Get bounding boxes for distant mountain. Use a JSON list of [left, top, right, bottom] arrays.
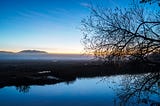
[[0, 50, 92, 60], [0, 51, 14, 54], [18, 50, 48, 54]]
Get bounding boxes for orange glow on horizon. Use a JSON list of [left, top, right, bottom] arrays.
[[0, 49, 85, 55]]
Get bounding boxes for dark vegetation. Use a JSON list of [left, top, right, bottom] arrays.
[[0, 60, 159, 89]]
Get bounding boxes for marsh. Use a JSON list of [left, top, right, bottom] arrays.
[[0, 59, 159, 106]]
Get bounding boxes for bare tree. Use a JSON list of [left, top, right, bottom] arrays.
[[140, 0, 160, 6], [81, 2, 160, 64]]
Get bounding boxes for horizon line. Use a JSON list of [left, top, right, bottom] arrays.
[[0, 49, 91, 55]]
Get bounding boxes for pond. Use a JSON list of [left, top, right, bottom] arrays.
[[0, 73, 159, 106]]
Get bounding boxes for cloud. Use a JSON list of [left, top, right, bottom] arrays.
[[80, 2, 91, 8]]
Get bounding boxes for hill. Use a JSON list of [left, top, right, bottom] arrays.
[[18, 50, 48, 54]]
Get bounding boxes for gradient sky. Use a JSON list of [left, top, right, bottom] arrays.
[[0, 0, 131, 54]]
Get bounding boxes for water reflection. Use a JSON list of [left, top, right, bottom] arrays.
[[13, 80, 75, 93], [112, 72, 160, 106], [16, 85, 30, 93], [0, 73, 159, 106]]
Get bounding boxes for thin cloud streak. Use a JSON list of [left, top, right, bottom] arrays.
[[80, 2, 91, 8]]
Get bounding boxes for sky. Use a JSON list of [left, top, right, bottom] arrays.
[[0, 0, 130, 54]]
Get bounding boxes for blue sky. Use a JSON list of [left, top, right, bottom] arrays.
[[0, 0, 130, 54]]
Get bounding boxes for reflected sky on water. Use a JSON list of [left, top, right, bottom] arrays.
[[0, 74, 159, 106]]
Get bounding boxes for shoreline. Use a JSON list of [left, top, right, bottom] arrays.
[[0, 60, 159, 88]]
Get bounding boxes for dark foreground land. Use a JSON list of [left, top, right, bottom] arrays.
[[0, 59, 159, 88]]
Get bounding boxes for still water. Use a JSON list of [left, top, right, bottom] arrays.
[[0, 73, 159, 106]]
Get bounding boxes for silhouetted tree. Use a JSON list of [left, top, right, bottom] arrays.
[[140, 0, 160, 6], [81, 2, 160, 64]]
